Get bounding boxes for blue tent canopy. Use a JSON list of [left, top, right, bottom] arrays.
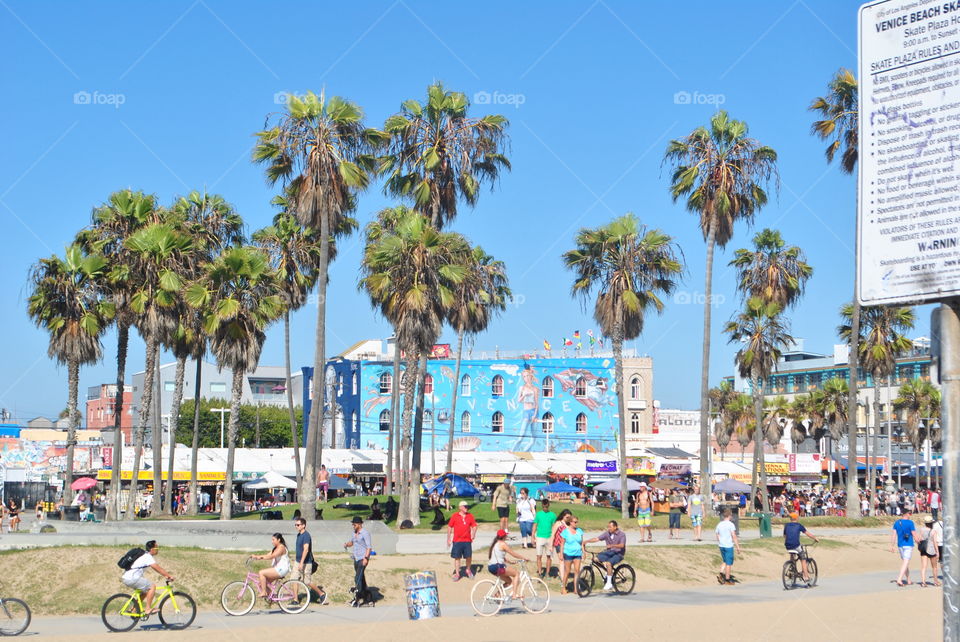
[[424, 473, 480, 497], [538, 481, 582, 494]]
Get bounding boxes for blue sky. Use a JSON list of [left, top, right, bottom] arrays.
[[2, 0, 926, 421]]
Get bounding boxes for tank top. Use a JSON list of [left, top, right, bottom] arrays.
[[489, 543, 507, 565]]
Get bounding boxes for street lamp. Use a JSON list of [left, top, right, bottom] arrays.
[[211, 408, 230, 449]]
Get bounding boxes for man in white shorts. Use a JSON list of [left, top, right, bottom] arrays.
[[121, 540, 174, 615], [533, 499, 557, 578]]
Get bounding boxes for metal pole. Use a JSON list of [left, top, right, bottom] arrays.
[[933, 303, 959, 641], [211, 408, 230, 449], [887, 374, 893, 488]]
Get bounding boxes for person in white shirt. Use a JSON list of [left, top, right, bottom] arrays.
[[714, 509, 741, 585], [121, 540, 174, 615], [516, 488, 536, 549], [252, 533, 291, 598]]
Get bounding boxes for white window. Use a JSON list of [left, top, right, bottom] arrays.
[[337, 375, 343, 396], [424, 410, 433, 427], [164, 381, 175, 392], [379, 372, 392, 395], [575, 377, 586, 398], [492, 411, 504, 433], [541, 377, 554, 398], [492, 375, 504, 397], [210, 382, 227, 394], [352, 372, 358, 395], [542, 412, 554, 433], [630, 413, 640, 434], [379, 409, 390, 432], [461, 411, 471, 433], [576, 413, 587, 433], [424, 374, 434, 395], [460, 375, 471, 397], [630, 376, 641, 400]]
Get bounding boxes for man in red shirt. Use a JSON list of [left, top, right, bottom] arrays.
[[447, 501, 478, 581]]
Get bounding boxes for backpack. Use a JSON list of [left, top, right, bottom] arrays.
[[118, 547, 145, 571]]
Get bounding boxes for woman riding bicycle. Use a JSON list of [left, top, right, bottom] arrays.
[[252, 533, 290, 598], [488, 529, 529, 600]]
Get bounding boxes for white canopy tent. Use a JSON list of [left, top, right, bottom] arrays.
[[243, 470, 298, 490]]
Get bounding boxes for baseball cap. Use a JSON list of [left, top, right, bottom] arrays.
[[924, 516, 934, 523], [638, 482, 647, 488], [458, 501, 469, 508], [789, 512, 799, 520], [496, 529, 508, 538]]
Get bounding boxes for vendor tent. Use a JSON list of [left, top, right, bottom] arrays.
[[713, 478, 751, 494], [537, 481, 583, 495], [592, 478, 643, 492], [424, 473, 480, 497], [243, 470, 298, 490]]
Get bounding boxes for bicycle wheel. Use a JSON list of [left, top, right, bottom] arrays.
[[781, 561, 797, 590], [520, 577, 550, 614], [220, 581, 255, 616], [277, 579, 310, 614], [807, 559, 818, 587], [101, 594, 138, 632], [612, 564, 636, 595], [575, 566, 593, 597], [158, 591, 196, 630], [0, 598, 30, 636], [470, 580, 504, 617]]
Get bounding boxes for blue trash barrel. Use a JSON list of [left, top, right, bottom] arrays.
[[404, 571, 440, 620]]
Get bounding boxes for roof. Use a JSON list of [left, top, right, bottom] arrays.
[[645, 447, 695, 459]]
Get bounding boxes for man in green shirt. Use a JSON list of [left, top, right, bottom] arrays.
[[533, 498, 558, 579]]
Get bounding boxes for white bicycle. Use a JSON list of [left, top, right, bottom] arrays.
[[470, 559, 550, 617]]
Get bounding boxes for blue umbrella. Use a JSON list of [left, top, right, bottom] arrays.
[[538, 481, 583, 494], [423, 473, 480, 496]]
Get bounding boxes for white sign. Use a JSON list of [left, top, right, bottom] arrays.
[[656, 409, 700, 433], [858, 0, 960, 304]]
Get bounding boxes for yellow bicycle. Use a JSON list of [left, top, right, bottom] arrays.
[[101, 580, 196, 632]]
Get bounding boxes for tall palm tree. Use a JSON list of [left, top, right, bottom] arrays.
[[839, 304, 914, 509], [709, 381, 738, 460], [664, 111, 778, 512], [28, 245, 113, 505], [728, 393, 755, 458], [564, 214, 683, 518], [723, 297, 793, 512], [381, 82, 510, 230], [446, 246, 510, 473], [254, 91, 375, 518], [819, 377, 850, 485], [894, 379, 942, 451], [729, 229, 812, 308], [763, 396, 791, 446], [810, 68, 861, 517], [76, 189, 160, 519], [186, 246, 284, 519], [789, 393, 826, 451], [124, 222, 192, 519], [360, 211, 470, 524]]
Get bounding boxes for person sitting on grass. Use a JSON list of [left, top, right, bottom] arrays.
[[121, 540, 174, 615]]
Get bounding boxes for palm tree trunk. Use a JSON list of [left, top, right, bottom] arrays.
[[163, 355, 186, 516], [386, 346, 400, 494], [698, 227, 717, 514], [107, 322, 128, 521], [612, 321, 629, 520], [393, 353, 402, 494], [408, 354, 428, 526], [846, 296, 861, 518], [187, 357, 203, 516], [64, 358, 80, 506], [754, 381, 770, 513], [127, 337, 157, 519], [869, 372, 881, 513], [397, 355, 419, 524], [151, 358, 163, 517], [302, 211, 330, 519], [750, 381, 761, 508], [220, 368, 244, 520], [446, 330, 465, 474], [283, 312, 302, 488]]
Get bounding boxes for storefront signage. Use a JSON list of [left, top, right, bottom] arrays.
[[586, 459, 617, 473]]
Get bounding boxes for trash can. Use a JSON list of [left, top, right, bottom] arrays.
[[758, 512, 772, 538], [61, 506, 80, 521], [94, 506, 107, 522], [404, 571, 440, 620]]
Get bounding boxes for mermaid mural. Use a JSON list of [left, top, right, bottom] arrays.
[[510, 365, 540, 450]]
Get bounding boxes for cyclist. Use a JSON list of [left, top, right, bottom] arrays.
[[252, 533, 290, 599], [487, 528, 529, 600], [584, 520, 626, 591], [783, 512, 819, 585], [121, 540, 174, 615]]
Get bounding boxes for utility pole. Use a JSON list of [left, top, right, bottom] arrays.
[[211, 408, 230, 449]]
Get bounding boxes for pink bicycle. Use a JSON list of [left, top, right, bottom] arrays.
[[220, 557, 310, 615]]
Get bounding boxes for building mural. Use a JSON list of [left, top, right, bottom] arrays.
[[0, 438, 102, 482]]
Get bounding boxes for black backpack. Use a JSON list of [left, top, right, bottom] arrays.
[[118, 547, 145, 571]]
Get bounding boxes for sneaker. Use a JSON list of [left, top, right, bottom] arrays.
[[538, 569, 546, 579], [451, 573, 461, 582], [317, 592, 330, 605], [465, 569, 474, 579]]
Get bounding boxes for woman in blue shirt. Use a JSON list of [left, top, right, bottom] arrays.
[[559, 516, 584, 595]]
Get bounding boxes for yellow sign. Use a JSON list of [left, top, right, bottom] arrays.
[[756, 462, 789, 475], [481, 474, 507, 484], [97, 470, 227, 482]]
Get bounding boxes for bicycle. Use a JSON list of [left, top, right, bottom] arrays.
[[101, 580, 196, 632], [470, 559, 550, 617], [0, 592, 30, 636], [782, 544, 818, 590], [220, 557, 310, 616], [576, 548, 636, 597]]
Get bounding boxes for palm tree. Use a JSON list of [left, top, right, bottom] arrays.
[[839, 304, 914, 509], [564, 214, 683, 518], [728, 393, 755, 458], [664, 110, 778, 512], [186, 246, 284, 519], [254, 91, 375, 518], [894, 379, 942, 451], [819, 377, 850, 485], [789, 393, 826, 450], [360, 211, 470, 524], [28, 245, 113, 505], [763, 396, 791, 446], [723, 297, 793, 512], [381, 82, 510, 229], [810, 68, 861, 517], [729, 229, 812, 308], [709, 381, 738, 460], [76, 189, 160, 519], [446, 246, 510, 473]]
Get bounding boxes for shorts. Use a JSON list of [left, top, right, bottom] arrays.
[[519, 520, 534, 538], [123, 576, 153, 592], [299, 565, 315, 585], [719, 547, 734, 566], [597, 550, 624, 566], [319, 483, 329, 491], [691, 514, 703, 527], [497, 507, 509, 519], [563, 554, 582, 562], [785, 547, 807, 560], [488, 563, 506, 576], [637, 509, 651, 527], [451, 541, 472, 559], [898, 546, 913, 560], [535, 537, 553, 557], [669, 512, 681, 529]]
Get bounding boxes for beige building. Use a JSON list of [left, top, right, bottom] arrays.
[[622, 356, 654, 444]]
